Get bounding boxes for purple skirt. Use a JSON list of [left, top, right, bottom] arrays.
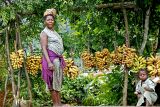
[[41, 49, 66, 89]]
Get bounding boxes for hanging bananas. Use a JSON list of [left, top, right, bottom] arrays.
[[80, 45, 160, 77], [95, 48, 111, 70], [26, 55, 41, 76], [147, 55, 160, 76], [131, 55, 146, 73], [64, 58, 79, 79], [10, 49, 24, 69], [110, 46, 123, 65], [111, 45, 136, 68], [81, 51, 95, 69]]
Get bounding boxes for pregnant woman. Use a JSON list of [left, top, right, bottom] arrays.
[[40, 8, 66, 106]]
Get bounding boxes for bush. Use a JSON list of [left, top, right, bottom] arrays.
[[61, 75, 93, 105]]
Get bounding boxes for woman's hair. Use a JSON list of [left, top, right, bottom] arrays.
[[43, 14, 54, 20]]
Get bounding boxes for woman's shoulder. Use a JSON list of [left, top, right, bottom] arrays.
[[53, 30, 62, 38], [53, 30, 59, 34], [40, 27, 48, 35], [40, 31, 47, 37]]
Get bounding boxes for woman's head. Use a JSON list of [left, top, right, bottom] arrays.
[[138, 69, 148, 81], [43, 8, 57, 29]]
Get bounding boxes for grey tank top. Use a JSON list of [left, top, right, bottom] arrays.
[[41, 27, 64, 55]]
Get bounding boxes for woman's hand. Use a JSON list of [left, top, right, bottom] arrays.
[[48, 62, 54, 70]]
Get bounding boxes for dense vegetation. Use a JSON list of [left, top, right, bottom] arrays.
[[0, 0, 160, 106]]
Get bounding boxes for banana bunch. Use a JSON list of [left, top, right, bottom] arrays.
[[81, 51, 95, 69], [131, 55, 146, 73], [147, 55, 160, 76], [122, 45, 136, 68], [26, 55, 41, 76], [111, 45, 136, 68], [95, 48, 111, 70], [110, 46, 123, 64], [10, 49, 24, 69], [64, 58, 79, 79]]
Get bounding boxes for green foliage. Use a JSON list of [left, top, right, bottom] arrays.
[[61, 76, 93, 105], [82, 68, 137, 106], [19, 71, 52, 106], [31, 73, 52, 106], [82, 68, 123, 106], [60, 68, 137, 106], [0, 0, 160, 106]]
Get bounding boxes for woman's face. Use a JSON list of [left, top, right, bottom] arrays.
[[139, 70, 147, 81], [45, 15, 54, 29]]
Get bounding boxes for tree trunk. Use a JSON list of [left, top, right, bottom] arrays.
[[15, 20, 32, 106], [3, 75, 9, 107], [5, 27, 16, 99], [15, 21, 21, 103], [139, 7, 151, 55], [153, 28, 159, 56]]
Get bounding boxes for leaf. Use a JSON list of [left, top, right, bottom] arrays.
[[10, 10, 16, 20], [156, 5, 160, 12]]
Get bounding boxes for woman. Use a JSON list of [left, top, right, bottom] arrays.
[[40, 8, 66, 106]]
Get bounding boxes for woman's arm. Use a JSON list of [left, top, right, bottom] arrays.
[[40, 32, 54, 70]]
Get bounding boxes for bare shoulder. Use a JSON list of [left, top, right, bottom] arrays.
[[40, 31, 47, 37]]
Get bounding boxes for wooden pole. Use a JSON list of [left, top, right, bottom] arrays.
[[122, 8, 130, 48], [122, 0, 130, 106]]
